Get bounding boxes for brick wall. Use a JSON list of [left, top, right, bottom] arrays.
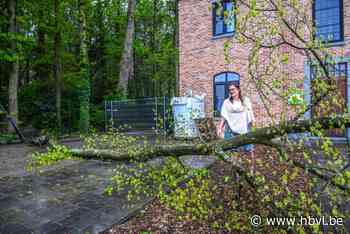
[[178, 0, 350, 128]]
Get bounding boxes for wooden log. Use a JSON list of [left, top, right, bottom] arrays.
[[72, 114, 350, 161], [69, 115, 350, 191]]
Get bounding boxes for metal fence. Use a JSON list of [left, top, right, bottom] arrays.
[[104, 97, 172, 133]]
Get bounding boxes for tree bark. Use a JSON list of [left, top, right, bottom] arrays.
[[54, 0, 62, 133], [152, 0, 156, 96], [35, 4, 49, 81], [70, 115, 350, 191], [70, 114, 350, 160], [78, 0, 90, 134], [8, 0, 19, 133], [174, 0, 179, 96], [118, 0, 136, 95]]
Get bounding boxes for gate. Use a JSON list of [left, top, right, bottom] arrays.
[[104, 97, 171, 133]]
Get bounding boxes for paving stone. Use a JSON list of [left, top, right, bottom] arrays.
[[38, 222, 67, 234], [0, 195, 20, 212], [76, 196, 109, 211], [0, 207, 40, 229], [56, 207, 98, 230], [0, 192, 8, 200], [39, 222, 80, 234], [179, 155, 217, 169], [0, 142, 225, 233], [31, 201, 78, 222], [79, 223, 111, 234], [0, 184, 17, 194], [93, 206, 125, 224], [0, 207, 24, 222], [0, 223, 34, 234]]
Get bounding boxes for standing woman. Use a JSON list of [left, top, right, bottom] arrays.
[[217, 82, 255, 172]]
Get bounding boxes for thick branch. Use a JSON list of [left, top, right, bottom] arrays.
[[70, 144, 204, 161], [218, 114, 350, 150], [259, 139, 349, 191], [72, 114, 350, 159], [70, 115, 350, 191]]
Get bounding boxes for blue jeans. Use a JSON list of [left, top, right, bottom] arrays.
[[224, 124, 254, 152]]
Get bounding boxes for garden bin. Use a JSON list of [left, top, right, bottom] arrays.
[[171, 95, 205, 139]]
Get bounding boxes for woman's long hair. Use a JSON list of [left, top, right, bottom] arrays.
[[228, 82, 244, 104]]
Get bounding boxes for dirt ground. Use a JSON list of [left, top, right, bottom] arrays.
[[107, 143, 350, 234]]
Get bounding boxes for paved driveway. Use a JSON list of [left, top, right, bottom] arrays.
[[0, 140, 216, 234], [0, 143, 153, 234]]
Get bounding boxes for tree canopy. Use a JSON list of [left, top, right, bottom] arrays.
[[0, 0, 178, 133]]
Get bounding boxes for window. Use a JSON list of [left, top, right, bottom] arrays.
[[213, 0, 235, 36], [313, 0, 343, 42], [311, 62, 347, 79], [310, 62, 348, 137], [214, 72, 240, 116]]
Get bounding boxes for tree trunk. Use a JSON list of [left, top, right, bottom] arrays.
[[8, 0, 19, 133], [92, 0, 106, 105], [174, 0, 179, 96], [78, 0, 90, 134], [54, 0, 62, 133], [25, 58, 30, 85], [36, 5, 48, 81], [152, 0, 157, 96], [70, 115, 350, 191], [70, 115, 350, 160], [118, 0, 136, 95]]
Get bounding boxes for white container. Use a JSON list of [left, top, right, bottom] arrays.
[[171, 96, 205, 138]]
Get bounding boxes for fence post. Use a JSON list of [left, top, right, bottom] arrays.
[[155, 97, 158, 131], [163, 96, 166, 135], [110, 101, 114, 129], [104, 101, 107, 132]]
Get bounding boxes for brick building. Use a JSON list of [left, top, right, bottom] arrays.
[[178, 0, 350, 141]]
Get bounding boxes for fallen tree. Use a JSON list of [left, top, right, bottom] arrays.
[[27, 115, 348, 233], [69, 114, 350, 191], [71, 114, 350, 159], [66, 115, 350, 233], [0, 103, 25, 142]]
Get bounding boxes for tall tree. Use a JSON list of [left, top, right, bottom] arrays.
[[118, 0, 136, 95], [174, 0, 179, 96], [78, 0, 90, 134], [151, 0, 157, 96], [0, 0, 178, 132], [34, 2, 50, 81], [53, 0, 62, 132], [90, 0, 108, 104], [8, 0, 19, 132]]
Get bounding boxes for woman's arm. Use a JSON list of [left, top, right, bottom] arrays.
[[218, 118, 225, 136], [219, 99, 228, 137]]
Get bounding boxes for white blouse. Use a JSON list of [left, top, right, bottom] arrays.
[[220, 96, 255, 134]]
